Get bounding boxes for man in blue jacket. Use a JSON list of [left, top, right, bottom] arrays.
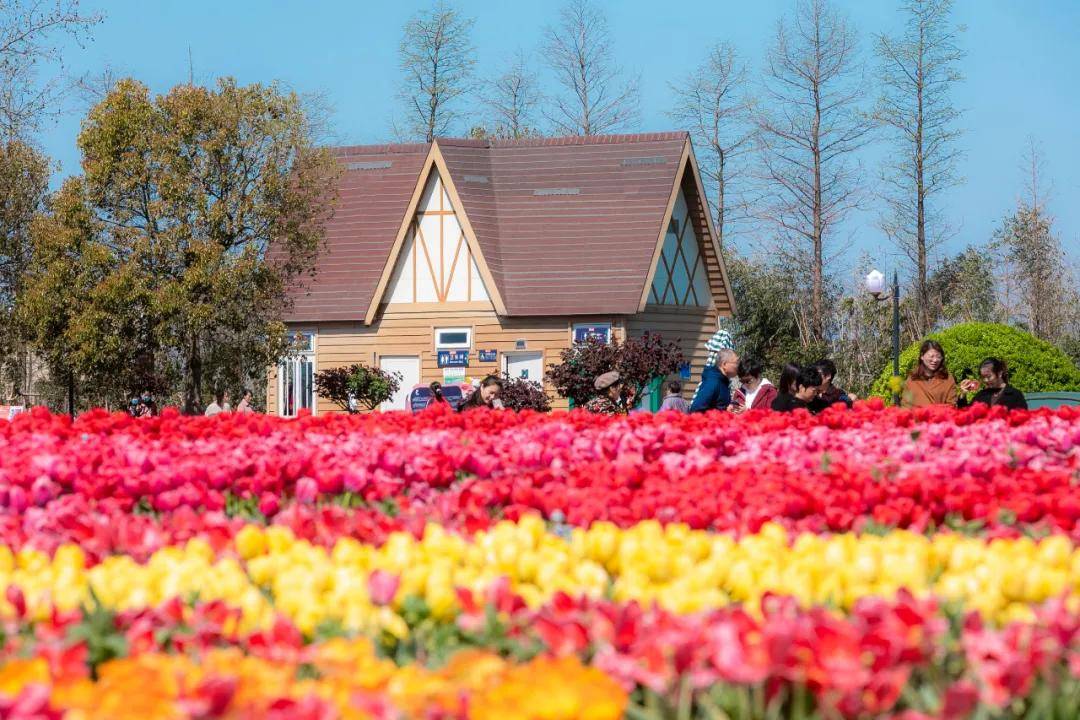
[[690, 348, 740, 413]]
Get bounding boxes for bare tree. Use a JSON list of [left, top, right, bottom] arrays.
[[542, 0, 638, 136], [754, 0, 874, 343], [0, 0, 102, 138], [74, 64, 122, 106], [396, 1, 476, 142], [669, 43, 754, 251], [993, 140, 1070, 341], [1020, 136, 1051, 212], [481, 51, 541, 139], [875, 0, 965, 334]]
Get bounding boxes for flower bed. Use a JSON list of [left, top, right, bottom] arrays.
[[1, 404, 1079, 718]]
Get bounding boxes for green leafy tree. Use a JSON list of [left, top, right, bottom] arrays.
[[16, 181, 126, 410], [726, 255, 830, 378], [17, 78, 338, 412], [315, 364, 402, 413], [927, 246, 997, 325], [993, 202, 1070, 342], [0, 139, 49, 401], [546, 334, 683, 407], [870, 322, 1080, 397]]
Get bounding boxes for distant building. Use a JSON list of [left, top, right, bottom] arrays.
[[270, 132, 735, 414]]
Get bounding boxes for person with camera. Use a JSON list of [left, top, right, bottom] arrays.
[[958, 358, 1028, 410]]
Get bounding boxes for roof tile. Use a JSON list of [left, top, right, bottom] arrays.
[[285, 133, 701, 322]]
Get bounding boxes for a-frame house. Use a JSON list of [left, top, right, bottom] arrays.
[[271, 132, 735, 414]]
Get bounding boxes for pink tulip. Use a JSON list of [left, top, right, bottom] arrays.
[[367, 570, 400, 606], [295, 477, 318, 505]]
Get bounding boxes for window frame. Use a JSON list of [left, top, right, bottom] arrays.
[[434, 326, 473, 350], [278, 330, 316, 417], [572, 322, 612, 345]]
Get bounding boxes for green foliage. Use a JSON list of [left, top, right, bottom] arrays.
[[727, 255, 830, 379], [15, 78, 339, 413], [870, 322, 1080, 397], [545, 334, 684, 407], [0, 139, 49, 311], [377, 594, 540, 668], [1059, 336, 1080, 370], [992, 202, 1070, 341], [68, 591, 127, 679], [314, 363, 402, 413], [223, 491, 265, 522], [927, 246, 997, 325]]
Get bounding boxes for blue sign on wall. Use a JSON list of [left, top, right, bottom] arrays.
[[478, 349, 497, 363], [437, 350, 469, 368], [679, 362, 692, 380], [573, 324, 611, 344]]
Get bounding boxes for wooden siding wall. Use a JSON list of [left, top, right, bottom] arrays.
[[268, 306, 630, 414], [627, 305, 720, 398], [267, 305, 721, 414]]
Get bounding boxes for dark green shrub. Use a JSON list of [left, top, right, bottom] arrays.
[[314, 363, 402, 413], [870, 322, 1080, 397]]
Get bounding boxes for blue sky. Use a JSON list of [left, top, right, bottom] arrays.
[[36, 0, 1080, 281]]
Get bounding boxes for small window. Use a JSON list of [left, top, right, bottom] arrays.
[[435, 327, 472, 349], [573, 323, 612, 345]]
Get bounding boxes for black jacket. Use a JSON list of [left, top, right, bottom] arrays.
[[771, 393, 811, 413], [808, 384, 853, 413], [959, 384, 1028, 410]]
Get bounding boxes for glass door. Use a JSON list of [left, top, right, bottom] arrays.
[[279, 332, 315, 416]]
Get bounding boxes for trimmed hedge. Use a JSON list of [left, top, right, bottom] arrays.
[[871, 322, 1080, 397]]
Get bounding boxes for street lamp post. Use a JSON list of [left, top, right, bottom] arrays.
[[866, 269, 902, 406]]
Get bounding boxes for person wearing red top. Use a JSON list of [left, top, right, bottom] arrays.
[[730, 358, 777, 413]]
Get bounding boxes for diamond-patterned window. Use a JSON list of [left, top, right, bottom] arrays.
[[649, 192, 711, 307]]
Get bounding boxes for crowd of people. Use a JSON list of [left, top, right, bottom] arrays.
[[120, 337, 1028, 419], [125, 389, 256, 418], [580, 335, 1028, 416]]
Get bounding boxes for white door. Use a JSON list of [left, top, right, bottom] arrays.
[[504, 352, 543, 383], [380, 356, 420, 411]]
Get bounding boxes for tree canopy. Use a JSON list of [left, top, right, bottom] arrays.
[[17, 78, 338, 412]]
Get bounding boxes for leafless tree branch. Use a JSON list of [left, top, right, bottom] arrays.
[[541, 0, 639, 136]]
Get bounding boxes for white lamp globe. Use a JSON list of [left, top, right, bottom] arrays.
[[865, 269, 886, 297]]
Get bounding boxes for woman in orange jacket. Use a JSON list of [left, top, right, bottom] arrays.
[[902, 340, 959, 408]]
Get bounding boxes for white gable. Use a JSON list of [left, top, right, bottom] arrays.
[[386, 170, 490, 304], [649, 189, 712, 307]]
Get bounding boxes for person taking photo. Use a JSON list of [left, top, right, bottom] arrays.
[[958, 358, 1028, 410]]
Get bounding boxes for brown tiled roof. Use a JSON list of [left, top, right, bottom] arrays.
[[285, 143, 429, 322], [285, 132, 712, 321]]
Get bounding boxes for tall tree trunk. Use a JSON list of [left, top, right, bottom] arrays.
[[716, 149, 726, 252], [915, 57, 928, 334], [811, 78, 824, 343], [183, 335, 203, 415], [67, 372, 76, 419]]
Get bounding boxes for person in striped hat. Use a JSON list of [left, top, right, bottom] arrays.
[[690, 330, 739, 413]]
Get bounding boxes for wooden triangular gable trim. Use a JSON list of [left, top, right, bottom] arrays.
[[683, 143, 736, 316], [638, 141, 691, 312], [363, 142, 507, 324], [637, 139, 736, 315]]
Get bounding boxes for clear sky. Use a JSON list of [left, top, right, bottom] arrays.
[[35, 0, 1080, 281]]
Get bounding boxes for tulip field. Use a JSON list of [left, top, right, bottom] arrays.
[[1, 403, 1079, 719]]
